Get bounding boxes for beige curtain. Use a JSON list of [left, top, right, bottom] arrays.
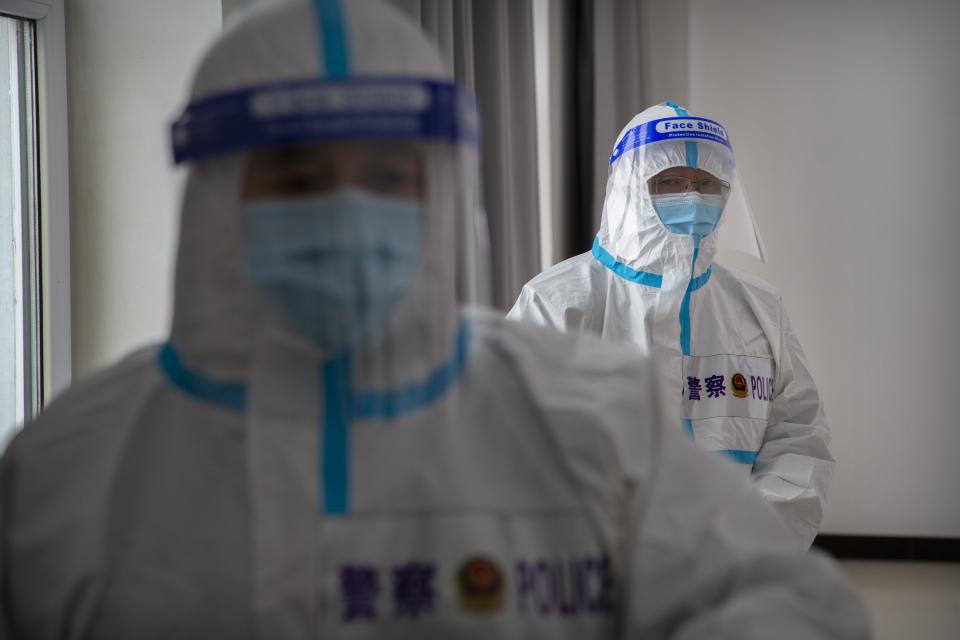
[[388, 0, 541, 309], [542, 0, 648, 259]]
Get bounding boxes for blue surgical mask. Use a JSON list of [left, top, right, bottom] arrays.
[[242, 188, 422, 355], [650, 192, 725, 237]]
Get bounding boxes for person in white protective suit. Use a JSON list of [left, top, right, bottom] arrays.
[[0, 1, 869, 638], [508, 103, 833, 548]]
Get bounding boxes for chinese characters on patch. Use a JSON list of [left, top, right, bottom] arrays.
[[337, 554, 614, 621], [687, 372, 774, 402]]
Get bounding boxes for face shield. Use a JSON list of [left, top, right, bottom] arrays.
[[171, 76, 488, 360], [606, 109, 766, 263]]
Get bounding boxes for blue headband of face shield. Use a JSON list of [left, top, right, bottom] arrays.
[[170, 77, 480, 165], [609, 115, 733, 166]]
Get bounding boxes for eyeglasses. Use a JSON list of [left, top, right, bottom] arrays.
[[648, 175, 731, 196]]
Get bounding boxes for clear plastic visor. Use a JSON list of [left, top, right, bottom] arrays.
[[611, 116, 766, 262], [171, 77, 490, 309]]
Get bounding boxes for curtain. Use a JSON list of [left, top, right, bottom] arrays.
[[545, 0, 647, 260], [392, 0, 647, 271], [387, 0, 541, 309], [588, 0, 646, 232]]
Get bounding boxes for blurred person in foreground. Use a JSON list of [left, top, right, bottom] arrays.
[[0, 1, 868, 638]]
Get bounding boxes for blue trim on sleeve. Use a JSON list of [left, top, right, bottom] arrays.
[[156, 343, 247, 411], [716, 449, 759, 465], [591, 237, 663, 288], [319, 321, 471, 515], [313, 0, 350, 77]]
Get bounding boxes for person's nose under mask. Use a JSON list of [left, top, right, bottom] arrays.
[[242, 187, 422, 355], [650, 192, 725, 237]]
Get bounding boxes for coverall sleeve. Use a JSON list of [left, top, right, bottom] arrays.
[[621, 424, 868, 639], [506, 285, 557, 326], [507, 283, 595, 336], [751, 298, 834, 548]]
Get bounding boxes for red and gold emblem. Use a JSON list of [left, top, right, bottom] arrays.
[[731, 373, 748, 398], [456, 555, 505, 612]]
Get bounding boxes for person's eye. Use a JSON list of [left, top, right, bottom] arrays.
[[273, 169, 333, 194], [364, 165, 420, 196]]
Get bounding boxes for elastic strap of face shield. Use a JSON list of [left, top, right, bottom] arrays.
[[170, 79, 480, 164]]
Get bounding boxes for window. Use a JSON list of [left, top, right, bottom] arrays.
[[1, 13, 39, 447], [0, 0, 70, 450]]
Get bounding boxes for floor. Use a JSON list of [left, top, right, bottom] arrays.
[[838, 560, 960, 639]]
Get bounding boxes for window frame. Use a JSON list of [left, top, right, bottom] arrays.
[[0, 0, 70, 404]]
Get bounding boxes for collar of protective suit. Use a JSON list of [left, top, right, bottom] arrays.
[[168, 0, 463, 388], [595, 104, 733, 291]]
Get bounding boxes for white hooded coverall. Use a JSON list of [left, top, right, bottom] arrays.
[[0, 1, 865, 638], [509, 103, 833, 548]]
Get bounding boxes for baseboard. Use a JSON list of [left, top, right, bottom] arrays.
[[813, 535, 960, 562]]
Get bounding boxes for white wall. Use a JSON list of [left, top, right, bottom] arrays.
[[639, 0, 689, 110], [65, 0, 221, 378], [686, 0, 960, 536]]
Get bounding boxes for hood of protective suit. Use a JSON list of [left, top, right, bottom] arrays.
[[595, 103, 740, 290], [169, 0, 471, 384]]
